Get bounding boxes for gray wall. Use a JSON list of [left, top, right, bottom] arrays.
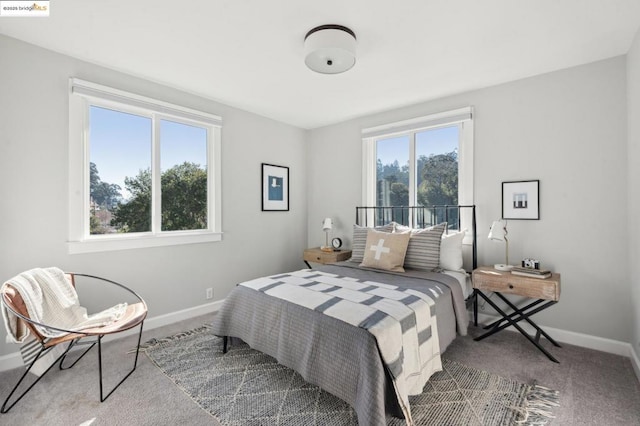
[[307, 57, 632, 343], [628, 29, 640, 363], [0, 35, 308, 356], [0, 31, 636, 359]]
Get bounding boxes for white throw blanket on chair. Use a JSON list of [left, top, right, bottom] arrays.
[[1, 267, 127, 343]]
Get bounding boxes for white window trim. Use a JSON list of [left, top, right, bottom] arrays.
[[68, 78, 223, 254], [361, 106, 474, 237]]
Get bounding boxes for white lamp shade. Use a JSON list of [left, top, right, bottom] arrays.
[[322, 218, 333, 231], [488, 220, 506, 241], [304, 25, 356, 74], [488, 219, 512, 270]]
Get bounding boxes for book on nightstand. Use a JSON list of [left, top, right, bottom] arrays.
[[511, 267, 552, 279]]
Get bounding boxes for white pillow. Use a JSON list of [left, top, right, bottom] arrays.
[[392, 222, 410, 233], [440, 229, 466, 271]]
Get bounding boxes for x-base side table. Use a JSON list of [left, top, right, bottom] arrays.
[[472, 266, 562, 363]]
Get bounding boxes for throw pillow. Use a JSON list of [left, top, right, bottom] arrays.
[[404, 223, 447, 271], [360, 229, 411, 272], [440, 229, 467, 271], [350, 223, 394, 263]]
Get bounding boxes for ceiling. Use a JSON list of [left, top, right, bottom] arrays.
[[1, 1, 639, 129]]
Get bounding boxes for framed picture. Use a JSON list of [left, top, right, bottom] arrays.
[[502, 180, 539, 220], [261, 163, 289, 211]]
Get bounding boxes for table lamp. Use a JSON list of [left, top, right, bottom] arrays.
[[321, 218, 333, 252], [488, 219, 514, 271]]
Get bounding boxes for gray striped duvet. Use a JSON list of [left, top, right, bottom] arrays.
[[239, 269, 441, 425], [211, 264, 468, 426]]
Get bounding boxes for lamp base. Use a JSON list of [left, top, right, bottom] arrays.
[[494, 263, 514, 271]]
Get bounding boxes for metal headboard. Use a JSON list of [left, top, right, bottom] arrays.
[[355, 205, 477, 271]]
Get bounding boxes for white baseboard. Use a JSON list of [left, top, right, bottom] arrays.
[[0, 299, 223, 373], [474, 310, 639, 385], [1, 302, 636, 379], [631, 346, 640, 383], [474, 311, 632, 357], [141, 299, 224, 331]]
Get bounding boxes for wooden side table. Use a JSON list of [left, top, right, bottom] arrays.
[[472, 265, 562, 362], [303, 247, 352, 268]]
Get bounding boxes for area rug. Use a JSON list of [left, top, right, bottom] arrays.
[[141, 325, 559, 425]]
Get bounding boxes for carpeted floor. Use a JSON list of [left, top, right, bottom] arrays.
[[143, 326, 558, 425], [0, 312, 638, 425]]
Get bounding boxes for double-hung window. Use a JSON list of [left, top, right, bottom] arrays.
[[68, 78, 222, 253], [362, 107, 474, 228]]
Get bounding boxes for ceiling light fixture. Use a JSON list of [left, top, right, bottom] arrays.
[[304, 24, 357, 74]]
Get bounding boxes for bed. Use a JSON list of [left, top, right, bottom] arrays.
[[211, 205, 477, 426]]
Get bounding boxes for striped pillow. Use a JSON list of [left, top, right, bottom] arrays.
[[350, 223, 394, 263], [403, 223, 447, 271]]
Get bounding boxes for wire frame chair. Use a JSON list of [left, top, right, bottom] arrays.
[[0, 273, 147, 413]]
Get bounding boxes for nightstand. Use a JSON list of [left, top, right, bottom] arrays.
[[303, 247, 352, 268], [472, 265, 562, 362]]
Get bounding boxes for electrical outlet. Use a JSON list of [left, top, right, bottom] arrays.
[[206, 288, 213, 300]]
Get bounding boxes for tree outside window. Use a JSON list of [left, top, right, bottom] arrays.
[[88, 106, 210, 236], [375, 125, 460, 227]]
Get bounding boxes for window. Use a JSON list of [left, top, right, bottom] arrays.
[[69, 78, 222, 253], [362, 107, 473, 228]]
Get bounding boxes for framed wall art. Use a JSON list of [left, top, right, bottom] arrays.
[[261, 163, 289, 211], [502, 180, 539, 220]]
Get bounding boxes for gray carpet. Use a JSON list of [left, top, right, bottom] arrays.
[[0, 312, 638, 425], [143, 325, 558, 425]]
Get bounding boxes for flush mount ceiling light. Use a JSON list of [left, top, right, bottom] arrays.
[[304, 24, 357, 74]]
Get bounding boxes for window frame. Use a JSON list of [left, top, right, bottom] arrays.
[[68, 78, 222, 254], [361, 107, 474, 228]]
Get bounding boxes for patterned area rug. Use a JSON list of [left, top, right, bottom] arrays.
[[142, 325, 559, 425]]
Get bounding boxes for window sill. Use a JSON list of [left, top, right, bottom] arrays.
[[68, 231, 223, 254]]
